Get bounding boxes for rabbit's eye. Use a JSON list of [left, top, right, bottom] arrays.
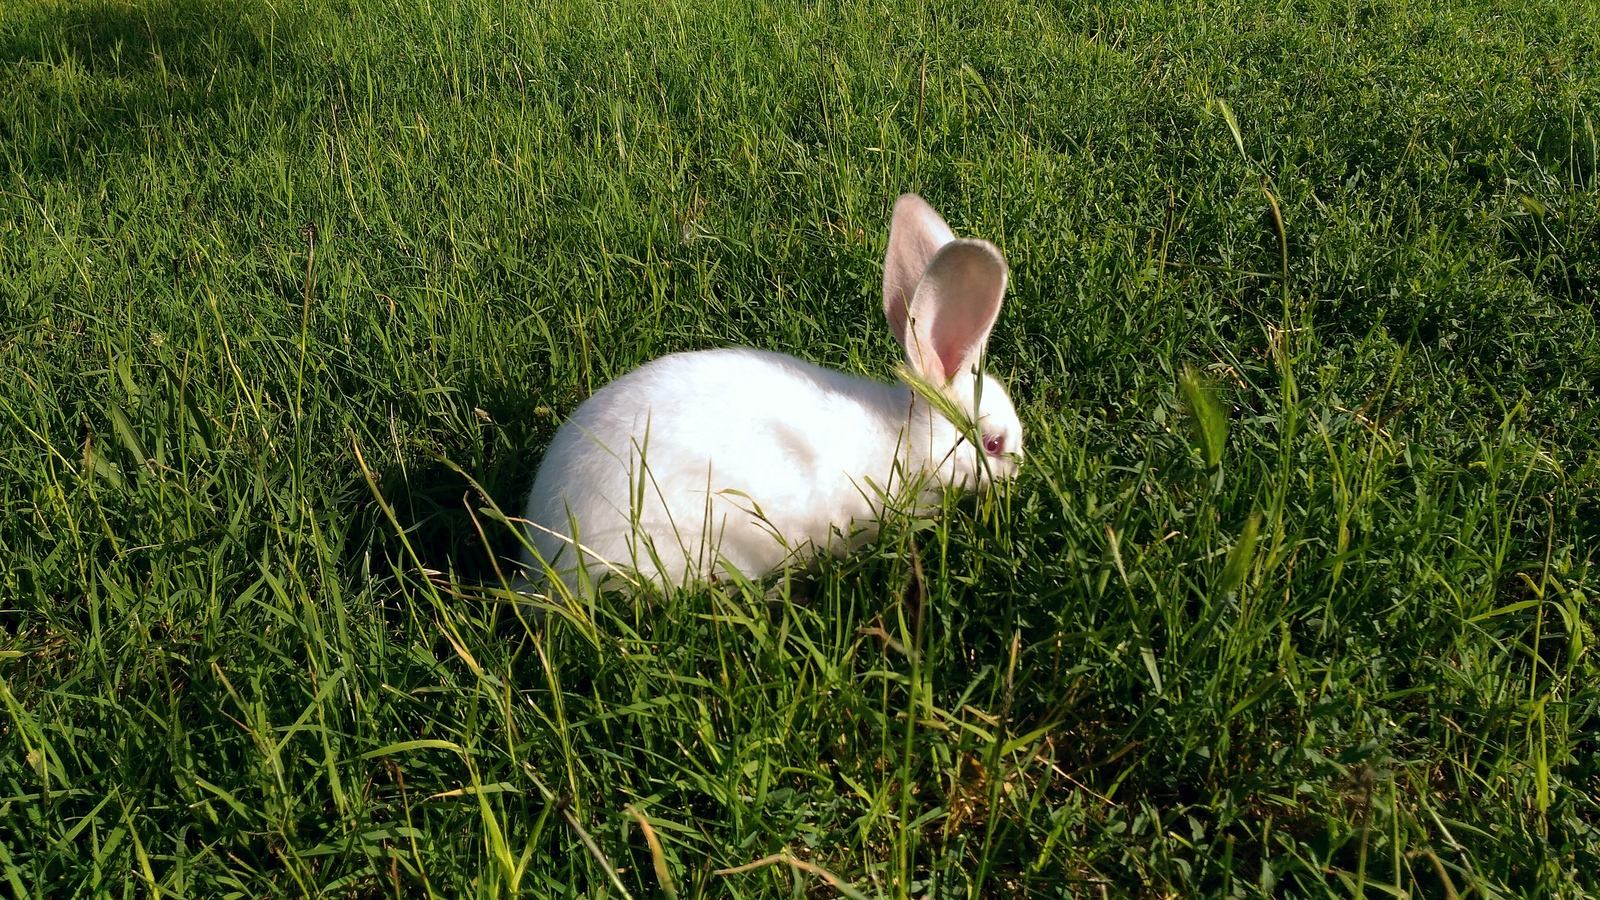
[[982, 433, 1005, 456]]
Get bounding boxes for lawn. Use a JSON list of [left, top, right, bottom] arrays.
[[1, 0, 1597, 895]]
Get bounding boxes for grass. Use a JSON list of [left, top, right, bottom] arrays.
[[1, 0, 1597, 894]]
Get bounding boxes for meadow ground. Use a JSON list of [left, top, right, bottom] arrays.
[[2, 0, 1598, 895]]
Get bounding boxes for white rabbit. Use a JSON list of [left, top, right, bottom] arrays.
[[518, 194, 1023, 592]]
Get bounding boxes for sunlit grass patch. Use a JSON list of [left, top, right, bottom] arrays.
[[1, 0, 1597, 895]]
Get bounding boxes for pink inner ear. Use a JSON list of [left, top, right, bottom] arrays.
[[906, 239, 1008, 383]]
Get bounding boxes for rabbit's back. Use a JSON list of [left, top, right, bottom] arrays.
[[523, 348, 908, 587]]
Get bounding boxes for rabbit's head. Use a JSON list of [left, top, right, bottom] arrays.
[[883, 194, 1023, 492]]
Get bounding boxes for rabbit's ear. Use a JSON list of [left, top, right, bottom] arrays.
[[883, 194, 955, 348], [902, 239, 1008, 384]]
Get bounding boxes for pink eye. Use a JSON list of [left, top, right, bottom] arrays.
[[983, 433, 1005, 456]]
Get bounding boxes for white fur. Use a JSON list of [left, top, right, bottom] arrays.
[[520, 195, 1023, 590]]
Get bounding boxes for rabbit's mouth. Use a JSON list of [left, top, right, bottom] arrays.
[[979, 451, 1022, 484]]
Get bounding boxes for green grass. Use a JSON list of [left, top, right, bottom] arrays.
[[2, 0, 1598, 894]]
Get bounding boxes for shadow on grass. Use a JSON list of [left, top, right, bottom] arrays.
[[375, 453, 536, 589], [0, 0, 288, 177], [361, 381, 570, 595], [0, 0, 273, 74]]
